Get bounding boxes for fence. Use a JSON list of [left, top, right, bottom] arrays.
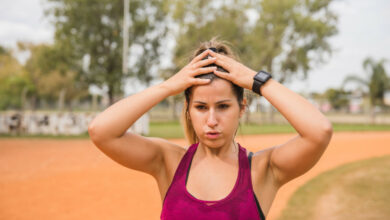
[[0, 111, 149, 136]]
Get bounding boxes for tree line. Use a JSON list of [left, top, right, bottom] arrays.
[[1, 0, 387, 115]]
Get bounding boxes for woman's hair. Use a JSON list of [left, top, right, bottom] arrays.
[[181, 37, 245, 144]]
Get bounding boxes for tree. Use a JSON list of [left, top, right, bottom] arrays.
[[0, 45, 31, 110], [165, 0, 338, 122], [19, 42, 89, 110], [341, 57, 390, 123], [323, 88, 350, 111], [45, 0, 171, 105]]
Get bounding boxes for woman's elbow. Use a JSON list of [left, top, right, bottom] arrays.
[[318, 120, 333, 146], [322, 120, 333, 135], [88, 122, 103, 142]]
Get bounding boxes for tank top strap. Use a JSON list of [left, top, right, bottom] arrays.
[[238, 144, 267, 220], [178, 142, 246, 188], [237, 142, 249, 172], [172, 142, 199, 186], [176, 142, 248, 186], [162, 142, 198, 205]]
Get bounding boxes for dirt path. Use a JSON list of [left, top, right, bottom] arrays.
[[1, 131, 389, 220]]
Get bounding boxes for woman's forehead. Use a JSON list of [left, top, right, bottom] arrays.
[[191, 79, 235, 102]]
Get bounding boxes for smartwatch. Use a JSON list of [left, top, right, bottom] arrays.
[[252, 70, 272, 96]]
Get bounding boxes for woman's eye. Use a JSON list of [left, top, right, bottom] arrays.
[[219, 104, 229, 109], [196, 105, 206, 110]]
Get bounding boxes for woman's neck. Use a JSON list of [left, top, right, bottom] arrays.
[[197, 140, 238, 160]]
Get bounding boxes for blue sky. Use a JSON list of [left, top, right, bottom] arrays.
[[1, 0, 389, 95]]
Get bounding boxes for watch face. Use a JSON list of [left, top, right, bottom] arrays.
[[255, 71, 270, 82], [258, 72, 268, 81]]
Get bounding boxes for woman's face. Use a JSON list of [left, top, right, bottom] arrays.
[[188, 79, 246, 148]]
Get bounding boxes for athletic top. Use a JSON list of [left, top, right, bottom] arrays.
[[160, 142, 266, 220]]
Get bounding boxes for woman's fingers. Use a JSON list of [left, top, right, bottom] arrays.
[[189, 49, 212, 64], [192, 66, 217, 76], [213, 69, 232, 81], [214, 59, 231, 71], [191, 78, 211, 85], [208, 50, 233, 71], [193, 56, 216, 68]]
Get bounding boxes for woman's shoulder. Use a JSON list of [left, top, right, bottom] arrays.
[[154, 138, 188, 161], [154, 139, 189, 185]]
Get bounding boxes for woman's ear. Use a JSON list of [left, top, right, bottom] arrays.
[[239, 98, 247, 118]]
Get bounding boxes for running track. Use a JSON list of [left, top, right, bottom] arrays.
[[1, 131, 389, 220]]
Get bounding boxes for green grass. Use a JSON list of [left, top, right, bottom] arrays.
[[149, 122, 390, 138], [278, 155, 390, 220], [332, 123, 390, 131], [2, 122, 390, 139], [148, 121, 185, 139]]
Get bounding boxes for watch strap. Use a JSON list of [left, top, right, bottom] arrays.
[[252, 79, 263, 96], [252, 70, 272, 96]]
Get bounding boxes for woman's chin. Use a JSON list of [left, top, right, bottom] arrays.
[[200, 139, 226, 148]]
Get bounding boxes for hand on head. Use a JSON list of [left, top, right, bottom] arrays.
[[208, 49, 256, 90], [163, 48, 256, 96], [163, 49, 217, 96]]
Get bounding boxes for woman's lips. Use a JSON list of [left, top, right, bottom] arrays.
[[206, 132, 220, 139]]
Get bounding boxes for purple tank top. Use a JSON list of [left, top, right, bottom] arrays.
[[161, 142, 265, 220]]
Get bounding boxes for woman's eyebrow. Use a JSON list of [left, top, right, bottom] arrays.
[[193, 99, 232, 104]]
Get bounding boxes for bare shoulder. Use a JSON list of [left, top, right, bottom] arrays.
[[151, 138, 188, 198], [152, 138, 187, 179], [154, 138, 187, 163]]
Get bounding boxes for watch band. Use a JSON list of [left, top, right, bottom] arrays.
[[252, 70, 272, 96]]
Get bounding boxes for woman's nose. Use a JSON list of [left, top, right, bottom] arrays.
[[207, 110, 218, 127]]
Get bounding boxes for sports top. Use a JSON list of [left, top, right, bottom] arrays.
[[160, 142, 265, 219]]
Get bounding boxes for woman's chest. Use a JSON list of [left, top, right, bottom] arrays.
[[157, 149, 279, 217]]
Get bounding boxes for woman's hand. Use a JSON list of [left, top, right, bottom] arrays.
[[209, 50, 257, 90], [162, 49, 218, 96]]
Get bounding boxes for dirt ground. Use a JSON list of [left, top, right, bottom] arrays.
[[1, 131, 390, 220]]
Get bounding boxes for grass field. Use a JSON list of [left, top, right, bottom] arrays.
[[2, 122, 390, 139], [278, 155, 390, 220], [119, 121, 390, 138]]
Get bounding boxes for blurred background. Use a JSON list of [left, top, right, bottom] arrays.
[[1, 0, 390, 220], [1, 0, 390, 137]]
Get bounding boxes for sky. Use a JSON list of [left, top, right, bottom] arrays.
[[1, 0, 389, 95]]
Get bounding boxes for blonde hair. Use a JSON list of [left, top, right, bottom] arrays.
[[181, 37, 244, 145]]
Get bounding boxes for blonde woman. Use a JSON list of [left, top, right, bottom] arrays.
[[88, 38, 333, 219]]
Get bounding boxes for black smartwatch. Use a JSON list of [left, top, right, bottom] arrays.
[[252, 70, 272, 96]]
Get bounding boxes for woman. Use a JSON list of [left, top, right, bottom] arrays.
[[88, 39, 333, 220]]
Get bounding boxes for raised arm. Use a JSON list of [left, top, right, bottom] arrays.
[[259, 79, 333, 186], [88, 49, 217, 177], [209, 49, 333, 187]]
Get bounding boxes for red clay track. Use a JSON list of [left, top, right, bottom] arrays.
[[1, 131, 389, 220]]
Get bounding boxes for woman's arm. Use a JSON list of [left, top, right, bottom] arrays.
[[209, 50, 333, 186], [259, 78, 333, 186], [88, 49, 217, 177], [88, 84, 173, 176]]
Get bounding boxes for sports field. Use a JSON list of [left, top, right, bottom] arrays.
[[1, 131, 389, 220]]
